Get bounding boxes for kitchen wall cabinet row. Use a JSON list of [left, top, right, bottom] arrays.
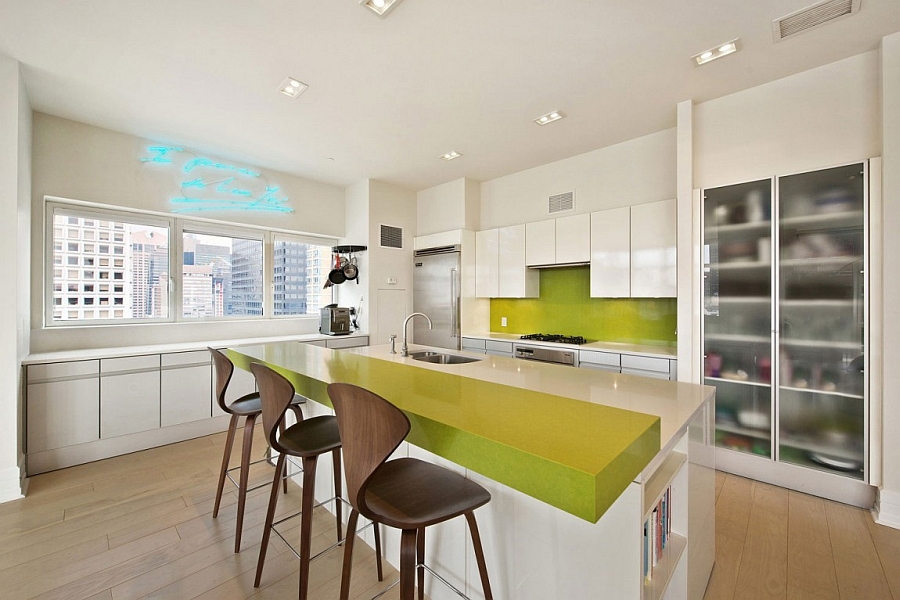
[[24, 336, 369, 474], [475, 199, 676, 299], [461, 337, 677, 379]]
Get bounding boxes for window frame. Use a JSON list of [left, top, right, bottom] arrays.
[[44, 197, 337, 328]]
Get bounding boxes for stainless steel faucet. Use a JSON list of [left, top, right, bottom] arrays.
[[401, 312, 432, 357]]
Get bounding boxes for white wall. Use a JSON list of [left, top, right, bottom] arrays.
[[880, 33, 900, 527], [0, 54, 30, 502], [336, 180, 371, 334], [479, 128, 676, 230], [694, 51, 881, 190], [29, 114, 348, 352], [416, 177, 480, 235]]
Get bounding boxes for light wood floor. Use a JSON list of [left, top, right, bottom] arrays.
[[704, 471, 900, 600], [4, 431, 900, 600]]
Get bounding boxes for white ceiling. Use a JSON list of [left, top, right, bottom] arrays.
[[1, 0, 899, 191]]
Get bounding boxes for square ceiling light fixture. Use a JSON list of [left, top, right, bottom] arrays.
[[692, 39, 740, 66], [279, 77, 308, 98], [360, 0, 404, 18], [440, 151, 462, 161], [534, 110, 564, 126]]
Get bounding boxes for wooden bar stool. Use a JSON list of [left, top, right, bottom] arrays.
[[250, 363, 346, 599], [209, 347, 304, 553], [327, 382, 493, 600]]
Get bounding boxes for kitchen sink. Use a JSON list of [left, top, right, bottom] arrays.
[[409, 351, 481, 365]]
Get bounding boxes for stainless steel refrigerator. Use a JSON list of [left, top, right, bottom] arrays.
[[413, 245, 461, 350]]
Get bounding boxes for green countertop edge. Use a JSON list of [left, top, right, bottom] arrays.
[[227, 346, 661, 523]]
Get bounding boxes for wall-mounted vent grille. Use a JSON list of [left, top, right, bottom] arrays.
[[548, 191, 575, 214], [380, 224, 403, 249], [773, 0, 859, 42]]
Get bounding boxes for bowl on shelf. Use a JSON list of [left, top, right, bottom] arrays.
[[736, 409, 771, 430]]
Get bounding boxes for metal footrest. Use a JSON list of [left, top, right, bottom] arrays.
[[273, 496, 375, 564]]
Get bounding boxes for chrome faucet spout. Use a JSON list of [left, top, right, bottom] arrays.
[[401, 312, 433, 357]]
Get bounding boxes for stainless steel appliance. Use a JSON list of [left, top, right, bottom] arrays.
[[413, 245, 461, 350], [320, 306, 351, 335], [513, 344, 578, 366]]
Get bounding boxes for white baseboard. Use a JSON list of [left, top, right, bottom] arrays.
[[0, 464, 25, 504], [873, 488, 900, 530]]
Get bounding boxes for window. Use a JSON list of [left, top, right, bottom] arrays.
[[182, 230, 264, 318], [46, 199, 335, 327], [273, 235, 333, 316]]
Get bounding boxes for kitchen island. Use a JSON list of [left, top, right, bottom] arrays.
[[228, 342, 715, 600]]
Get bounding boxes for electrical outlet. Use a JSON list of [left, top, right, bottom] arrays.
[[387, 277, 398, 285], [501, 317, 508, 327]]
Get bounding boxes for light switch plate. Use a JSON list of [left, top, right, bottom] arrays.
[[501, 317, 508, 327], [387, 277, 398, 285]]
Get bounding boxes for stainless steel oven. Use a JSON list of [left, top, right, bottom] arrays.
[[513, 344, 578, 366]]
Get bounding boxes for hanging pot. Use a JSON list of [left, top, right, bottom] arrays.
[[328, 254, 346, 285], [342, 256, 359, 281]]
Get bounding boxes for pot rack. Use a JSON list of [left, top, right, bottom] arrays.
[[325, 245, 367, 288]]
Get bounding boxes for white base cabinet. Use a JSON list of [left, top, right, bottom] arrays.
[[26, 360, 99, 452], [161, 351, 212, 427], [100, 355, 161, 438]]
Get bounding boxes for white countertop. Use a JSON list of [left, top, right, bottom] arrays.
[[462, 331, 677, 359], [22, 332, 370, 364]]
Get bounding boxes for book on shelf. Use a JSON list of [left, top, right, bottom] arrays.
[[643, 486, 673, 582]]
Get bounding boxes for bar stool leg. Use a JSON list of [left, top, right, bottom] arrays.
[[416, 527, 426, 600], [212, 414, 239, 518], [374, 521, 383, 581], [234, 413, 257, 553], [283, 405, 304, 493], [254, 452, 286, 587], [340, 509, 360, 600], [298, 455, 319, 600], [399, 529, 418, 600], [332, 448, 343, 541], [465, 512, 493, 600]]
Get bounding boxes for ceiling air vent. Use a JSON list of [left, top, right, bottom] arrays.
[[548, 191, 575, 214], [773, 0, 860, 42], [379, 224, 403, 249]]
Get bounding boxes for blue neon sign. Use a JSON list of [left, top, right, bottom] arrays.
[[140, 146, 294, 213]]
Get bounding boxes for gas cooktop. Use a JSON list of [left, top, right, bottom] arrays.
[[519, 333, 588, 345]]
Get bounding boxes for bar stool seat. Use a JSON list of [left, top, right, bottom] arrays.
[[327, 382, 493, 600], [209, 347, 304, 554]]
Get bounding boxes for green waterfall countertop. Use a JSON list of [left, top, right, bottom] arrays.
[[227, 342, 714, 523]]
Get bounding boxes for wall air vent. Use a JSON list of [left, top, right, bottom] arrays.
[[379, 224, 403, 249], [773, 0, 860, 42], [548, 191, 575, 214]]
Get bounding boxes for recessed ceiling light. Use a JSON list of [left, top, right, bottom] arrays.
[[440, 151, 462, 161], [693, 39, 740, 66], [278, 77, 308, 98], [534, 110, 564, 126], [360, 0, 404, 18]]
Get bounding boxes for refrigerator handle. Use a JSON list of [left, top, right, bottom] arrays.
[[450, 267, 459, 337]]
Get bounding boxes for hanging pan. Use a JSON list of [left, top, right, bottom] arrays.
[[342, 255, 359, 281], [328, 254, 346, 285]]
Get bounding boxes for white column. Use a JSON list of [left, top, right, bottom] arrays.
[[877, 32, 900, 529], [676, 99, 696, 383]]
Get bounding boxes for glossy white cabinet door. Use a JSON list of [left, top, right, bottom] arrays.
[[100, 355, 161, 438], [475, 228, 499, 298], [590, 207, 631, 297], [525, 219, 555, 266], [161, 351, 212, 427], [499, 224, 539, 298], [631, 199, 677, 297], [27, 360, 100, 452], [555, 213, 591, 264]]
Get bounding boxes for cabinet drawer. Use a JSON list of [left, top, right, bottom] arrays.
[[161, 364, 211, 427], [580, 362, 621, 374], [485, 340, 513, 353], [27, 378, 99, 452], [305, 340, 328, 347], [162, 350, 210, 367], [622, 367, 670, 380], [28, 360, 98, 382], [101, 370, 161, 438], [579, 350, 621, 368], [462, 338, 486, 351], [621, 354, 670, 373], [101, 354, 159, 374]]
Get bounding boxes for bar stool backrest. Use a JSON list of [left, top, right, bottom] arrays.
[[327, 383, 410, 516], [209, 347, 236, 415], [250, 363, 303, 455]]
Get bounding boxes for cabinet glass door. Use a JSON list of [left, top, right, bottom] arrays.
[[703, 179, 774, 458], [777, 163, 866, 479]]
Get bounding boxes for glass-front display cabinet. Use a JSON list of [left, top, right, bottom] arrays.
[[703, 162, 867, 482]]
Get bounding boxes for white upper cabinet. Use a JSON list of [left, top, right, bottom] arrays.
[[556, 213, 591, 264], [631, 198, 677, 297], [476, 225, 538, 298], [590, 207, 631, 297], [525, 219, 555, 266], [526, 214, 590, 266], [475, 229, 499, 298]]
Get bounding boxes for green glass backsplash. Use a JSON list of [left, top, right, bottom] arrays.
[[489, 266, 677, 345]]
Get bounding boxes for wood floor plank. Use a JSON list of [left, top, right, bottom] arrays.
[[786, 491, 839, 600], [716, 473, 754, 542], [702, 532, 742, 600], [733, 481, 788, 600]]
